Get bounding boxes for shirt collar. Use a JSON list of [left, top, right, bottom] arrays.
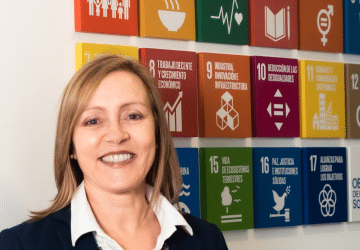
[[71, 181, 193, 247]]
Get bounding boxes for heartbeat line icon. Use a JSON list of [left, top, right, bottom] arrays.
[[211, 0, 242, 34]]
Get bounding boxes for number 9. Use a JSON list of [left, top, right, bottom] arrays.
[[207, 61, 212, 79]]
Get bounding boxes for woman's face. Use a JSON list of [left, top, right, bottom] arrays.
[[72, 70, 156, 194]]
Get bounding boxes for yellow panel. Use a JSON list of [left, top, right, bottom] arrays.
[[75, 43, 139, 71], [299, 60, 345, 138]]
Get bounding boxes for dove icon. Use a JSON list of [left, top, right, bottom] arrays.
[[270, 186, 291, 222], [272, 190, 287, 213]]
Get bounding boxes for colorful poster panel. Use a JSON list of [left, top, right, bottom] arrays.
[[139, 0, 195, 40], [298, 0, 343, 53], [299, 60, 346, 138], [345, 64, 360, 138], [198, 53, 251, 138], [196, 0, 248, 45], [302, 147, 347, 225], [199, 147, 254, 231], [139, 48, 198, 137], [249, 0, 298, 49], [344, 0, 360, 54], [253, 148, 302, 228], [251, 56, 299, 137], [176, 148, 200, 218], [75, 43, 138, 71], [74, 0, 138, 36], [347, 147, 360, 222]]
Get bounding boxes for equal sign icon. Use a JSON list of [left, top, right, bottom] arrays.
[[274, 104, 284, 116], [221, 214, 242, 223], [320, 17, 328, 28]]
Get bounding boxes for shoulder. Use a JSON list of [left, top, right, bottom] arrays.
[[0, 206, 71, 250], [168, 213, 228, 250]]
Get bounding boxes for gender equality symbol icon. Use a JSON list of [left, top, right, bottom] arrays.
[[267, 89, 290, 131], [319, 184, 337, 217], [317, 5, 334, 46]]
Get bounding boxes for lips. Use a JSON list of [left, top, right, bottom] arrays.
[[100, 151, 135, 164]]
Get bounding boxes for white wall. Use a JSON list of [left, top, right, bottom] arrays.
[[1, 0, 360, 249]]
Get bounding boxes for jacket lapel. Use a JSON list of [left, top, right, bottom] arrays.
[[166, 226, 195, 250], [53, 205, 99, 250]]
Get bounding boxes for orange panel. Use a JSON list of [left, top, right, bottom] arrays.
[[298, 0, 343, 53], [139, 0, 195, 40], [198, 53, 252, 138]]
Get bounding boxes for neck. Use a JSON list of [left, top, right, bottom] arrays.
[[84, 181, 151, 234]]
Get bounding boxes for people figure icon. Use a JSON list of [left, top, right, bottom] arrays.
[[118, 3, 123, 19], [102, 0, 110, 17], [88, 0, 95, 16], [122, 0, 130, 20], [94, 0, 102, 16], [110, 0, 118, 18]]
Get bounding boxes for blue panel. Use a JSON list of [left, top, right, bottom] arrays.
[[253, 148, 302, 228], [344, 0, 360, 54], [302, 147, 348, 224], [176, 148, 200, 218]]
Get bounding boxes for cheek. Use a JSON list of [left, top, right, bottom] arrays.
[[73, 129, 99, 158], [139, 121, 156, 157]]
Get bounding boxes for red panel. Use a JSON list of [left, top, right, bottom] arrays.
[[74, 0, 138, 36], [249, 0, 298, 49], [140, 48, 198, 137]]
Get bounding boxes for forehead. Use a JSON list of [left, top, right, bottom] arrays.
[[87, 70, 150, 107]]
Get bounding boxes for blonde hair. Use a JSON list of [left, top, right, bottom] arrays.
[[30, 54, 182, 221]]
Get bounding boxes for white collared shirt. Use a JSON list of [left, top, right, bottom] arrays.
[[71, 182, 193, 250]]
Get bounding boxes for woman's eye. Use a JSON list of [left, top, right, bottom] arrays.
[[85, 119, 99, 126], [128, 114, 142, 120]]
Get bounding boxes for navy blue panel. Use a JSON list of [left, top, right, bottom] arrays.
[[176, 148, 200, 218], [302, 147, 348, 225], [253, 148, 302, 228], [344, 0, 360, 54]]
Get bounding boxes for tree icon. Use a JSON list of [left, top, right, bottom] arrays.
[[221, 186, 232, 213]]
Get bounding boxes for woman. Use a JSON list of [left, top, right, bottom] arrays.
[[110, 0, 118, 18], [0, 55, 228, 250]]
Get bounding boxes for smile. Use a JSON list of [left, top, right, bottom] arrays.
[[100, 153, 135, 163]]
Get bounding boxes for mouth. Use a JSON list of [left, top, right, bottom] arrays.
[[100, 152, 135, 164]]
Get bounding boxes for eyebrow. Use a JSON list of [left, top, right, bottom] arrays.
[[83, 102, 150, 112]]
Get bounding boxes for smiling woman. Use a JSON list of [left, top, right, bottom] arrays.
[[72, 71, 157, 197], [0, 54, 228, 250]]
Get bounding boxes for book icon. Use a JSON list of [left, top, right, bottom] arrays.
[[265, 6, 290, 42]]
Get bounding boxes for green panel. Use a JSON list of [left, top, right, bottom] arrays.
[[200, 147, 254, 231], [196, 0, 248, 45]]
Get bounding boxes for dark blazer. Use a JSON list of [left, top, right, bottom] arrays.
[[0, 205, 228, 250]]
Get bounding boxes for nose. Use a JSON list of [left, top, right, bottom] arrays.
[[104, 122, 129, 144]]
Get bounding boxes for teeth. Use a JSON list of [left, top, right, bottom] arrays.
[[101, 154, 132, 163]]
